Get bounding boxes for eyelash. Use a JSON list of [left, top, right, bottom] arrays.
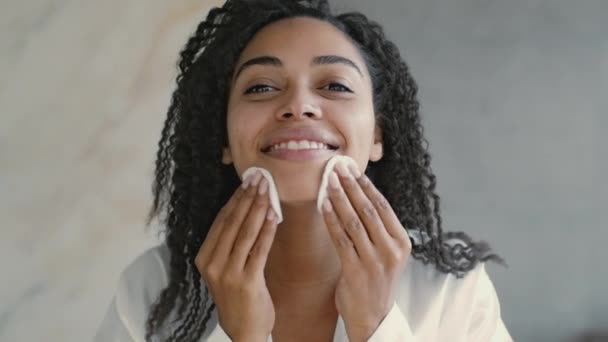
[[244, 82, 353, 94]]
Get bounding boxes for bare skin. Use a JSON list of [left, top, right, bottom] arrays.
[[264, 205, 342, 341]]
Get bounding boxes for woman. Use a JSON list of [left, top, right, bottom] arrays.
[[95, 0, 512, 341]]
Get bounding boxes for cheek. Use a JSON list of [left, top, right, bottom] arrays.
[[226, 108, 266, 165], [333, 106, 376, 162], [327, 102, 375, 138]]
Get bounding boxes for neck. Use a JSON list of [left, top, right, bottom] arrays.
[[264, 201, 341, 312]]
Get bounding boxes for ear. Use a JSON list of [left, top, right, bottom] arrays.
[[221, 146, 233, 165], [369, 124, 383, 162]]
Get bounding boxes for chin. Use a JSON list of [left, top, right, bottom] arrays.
[[274, 172, 321, 204]]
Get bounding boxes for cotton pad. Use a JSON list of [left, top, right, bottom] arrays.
[[242, 167, 283, 223], [315, 156, 427, 248], [316, 155, 360, 214]]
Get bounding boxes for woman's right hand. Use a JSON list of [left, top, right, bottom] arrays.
[[195, 171, 278, 341]]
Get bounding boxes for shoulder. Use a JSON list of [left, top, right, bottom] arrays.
[[400, 257, 495, 305], [398, 258, 496, 319], [117, 243, 171, 298], [114, 244, 172, 331], [396, 257, 505, 339], [96, 243, 173, 341]]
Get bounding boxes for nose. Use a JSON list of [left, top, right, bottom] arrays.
[[275, 88, 322, 121]]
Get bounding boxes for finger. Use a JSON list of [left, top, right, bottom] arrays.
[[211, 171, 264, 266], [335, 162, 392, 250], [357, 173, 410, 247], [327, 170, 375, 262], [228, 177, 272, 269], [246, 208, 278, 273], [196, 185, 246, 266], [321, 197, 359, 266]]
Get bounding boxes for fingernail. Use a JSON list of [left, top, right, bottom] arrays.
[[251, 171, 263, 187], [335, 162, 351, 178], [329, 171, 340, 189], [242, 175, 252, 189], [322, 198, 333, 212], [258, 178, 268, 195], [266, 208, 275, 221], [348, 163, 361, 178]]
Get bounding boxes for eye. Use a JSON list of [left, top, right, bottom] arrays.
[[323, 82, 353, 93], [244, 84, 276, 94]]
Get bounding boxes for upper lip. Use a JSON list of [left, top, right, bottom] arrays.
[[261, 126, 340, 152]]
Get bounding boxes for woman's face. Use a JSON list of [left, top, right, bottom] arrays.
[[224, 16, 383, 204]]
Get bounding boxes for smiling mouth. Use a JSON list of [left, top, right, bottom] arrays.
[[260, 144, 339, 153]]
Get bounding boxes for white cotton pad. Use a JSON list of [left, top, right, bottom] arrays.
[[242, 167, 283, 224], [314, 156, 426, 247], [316, 155, 360, 214]]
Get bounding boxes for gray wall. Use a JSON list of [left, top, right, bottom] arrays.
[[333, 0, 608, 341]]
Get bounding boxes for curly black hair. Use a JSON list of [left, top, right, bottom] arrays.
[[143, 0, 506, 340]]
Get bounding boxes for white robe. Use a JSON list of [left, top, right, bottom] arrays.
[[94, 243, 513, 341]]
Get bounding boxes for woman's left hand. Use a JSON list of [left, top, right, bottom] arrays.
[[322, 162, 412, 342]]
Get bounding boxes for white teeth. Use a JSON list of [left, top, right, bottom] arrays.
[[269, 140, 331, 151], [287, 141, 299, 150], [297, 141, 311, 149]]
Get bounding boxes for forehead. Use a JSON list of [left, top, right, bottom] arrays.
[[235, 16, 367, 71]]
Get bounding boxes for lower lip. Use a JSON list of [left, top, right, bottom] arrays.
[[263, 148, 339, 161]]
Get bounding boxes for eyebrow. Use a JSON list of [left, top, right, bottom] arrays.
[[232, 55, 363, 82]]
